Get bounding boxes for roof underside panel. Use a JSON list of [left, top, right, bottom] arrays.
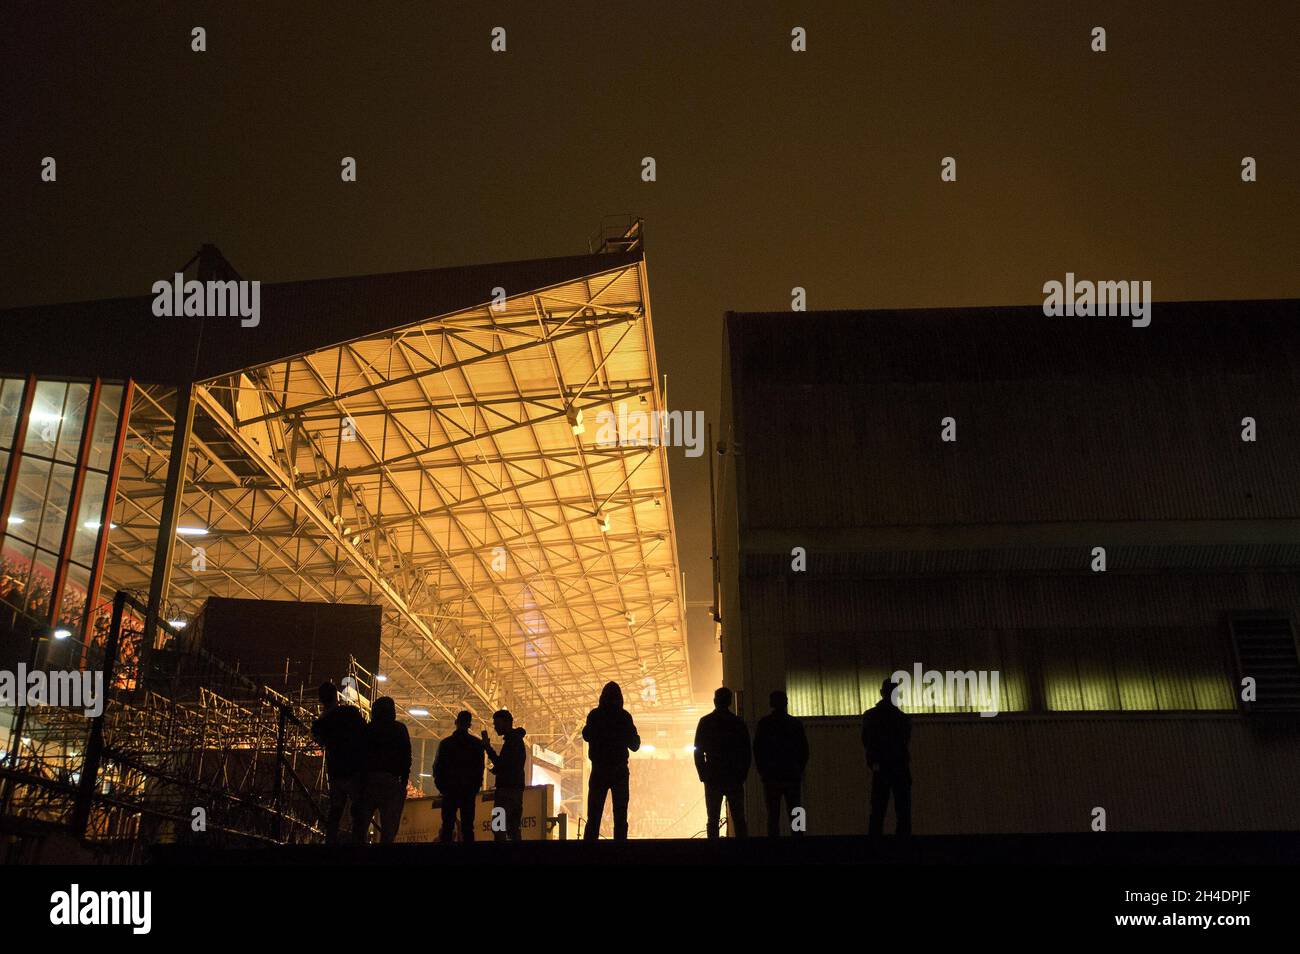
[[108, 258, 693, 736]]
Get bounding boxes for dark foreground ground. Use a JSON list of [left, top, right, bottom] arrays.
[[10, 831, 1293, 935], [150, 831, 1300, 865]]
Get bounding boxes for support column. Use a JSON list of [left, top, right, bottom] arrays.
[[70, 589, 126, 838], [80, 380, 134, 641], [140, 382, 196, 684]]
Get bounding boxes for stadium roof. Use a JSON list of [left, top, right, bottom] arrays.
[[1, 245, 645, 386], [12, 230, 691, 739]]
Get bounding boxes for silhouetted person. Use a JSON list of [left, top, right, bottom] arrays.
[[582, 681, 640, 840], [311, 681, 366, 845], [753, 690, 808, 837], [357, 696, 411, 844], [861, 677, 912, 836], [694, 687, 750, 839], [434, 710, 486, 842], [482, 709, 527, 841]]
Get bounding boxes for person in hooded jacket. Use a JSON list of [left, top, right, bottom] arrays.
[[581, 681, 640, 840], [357, 696, 411, 844], [434, 710, 486, 842], [482, 708, 527, 841]]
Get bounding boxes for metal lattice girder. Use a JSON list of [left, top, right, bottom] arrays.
[[98, 258, 691, 739], [97, 386, 520, 732]]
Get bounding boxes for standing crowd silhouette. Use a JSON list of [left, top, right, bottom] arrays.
[[311, 675, 913, 844]]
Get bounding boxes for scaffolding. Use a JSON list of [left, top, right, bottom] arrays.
[[0, 590, 367, 859]]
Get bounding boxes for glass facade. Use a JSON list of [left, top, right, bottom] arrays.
[[0, 377, 129, 641]]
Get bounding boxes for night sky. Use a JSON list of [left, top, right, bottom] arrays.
[[2, 1, 1296, 698]]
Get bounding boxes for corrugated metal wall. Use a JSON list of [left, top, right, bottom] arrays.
[[798, 715, 1300, 834], [732, 555, 1300, 830], [744, 572, 1288, 718], [729, 303, 1300, 531]]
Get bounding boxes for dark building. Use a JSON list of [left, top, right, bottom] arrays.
[[716, 299, 1300, 834]]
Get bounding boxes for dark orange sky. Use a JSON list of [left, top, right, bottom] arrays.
[[2, 1, 1296, 697]]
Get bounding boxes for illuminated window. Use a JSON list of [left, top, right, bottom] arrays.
[[0, 378, 128, 639]]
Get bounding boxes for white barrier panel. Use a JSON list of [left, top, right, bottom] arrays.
[[395, 785, 555, 842]]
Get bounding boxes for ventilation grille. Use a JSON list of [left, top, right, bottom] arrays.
[[1230, 615, 1300, 712]]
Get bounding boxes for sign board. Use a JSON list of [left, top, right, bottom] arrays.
[[395, 785, 555, 842]]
